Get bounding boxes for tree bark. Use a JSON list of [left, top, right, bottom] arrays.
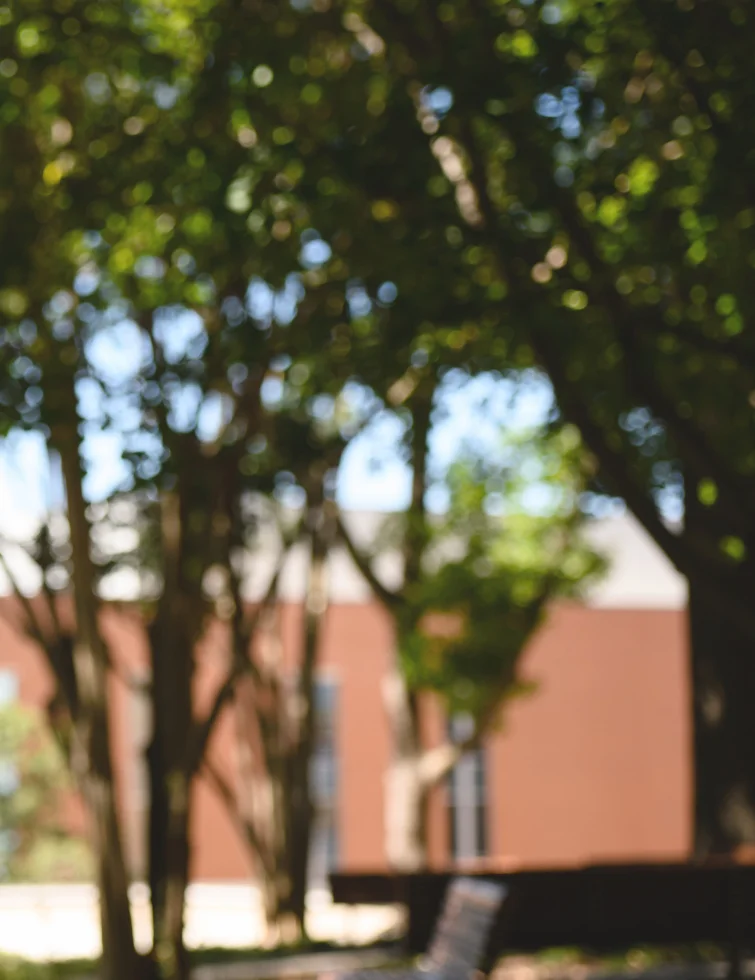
[[381, 672, 485, 870], [219, 498, 331, 941], [382, 671, 428, 871], [236, 672, 300, 941], [232, 661, 308, 942], [686, 479, 755, 857], [56, 435, 140, 980], [689, 576, 755, 855], [148, 492, 194, 980], [146, 736, 191, 980], [285, 495, 332, 932], [384, 391, 434, 871], [86, 775, 143, 980]]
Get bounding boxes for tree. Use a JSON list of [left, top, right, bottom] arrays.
[[0, 0, 328, 973], [0, 0, 403, 967], [245, 0, 755, 856], [7, 2, 744, 970], [376, 0, 755, 856], [138, 0, 602, 869], [200, 393, 374, 939], [0, 3, 175, 973], [339, 401, 601, 869], [203, 489, 336, 942]]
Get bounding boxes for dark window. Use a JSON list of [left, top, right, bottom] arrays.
[[308, 678, 339, 888], [447, 714, 488, 861]]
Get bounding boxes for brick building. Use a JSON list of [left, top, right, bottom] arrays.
[[0, 513, 691, 884]]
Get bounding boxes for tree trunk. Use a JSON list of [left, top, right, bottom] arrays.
[[381, 674, 486, 870], [55, 432, 140, 980], [244, 739, 298, 942], [258, 814, 306, 945], [226, 498, 331, 941], [383, 756, 427, 871], [285, 805, 310, 938], [147, 749, 191, 978], [686, 478, 755, 856], [76, 746, 141, 980], [162, 775, 191, 979], [689, 575, 755, 854], [147, 696, 192, 979], [382, 391, 434, 871], [382, 671, 428, 871], [234, 659, 303, 943], [147, 492, 194, 980], [284, 496, 332, 933], [235, 758, 310, 944]]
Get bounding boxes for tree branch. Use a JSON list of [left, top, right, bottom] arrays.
[[0, 545, 47, 649], [458, 109, 755, 553], [444, 113, 755, 634], [0, 544, 83, 719], [404, 389, 433, 590], [540, 347, 755, 639], [200, 756, 274, 877], [417, 694, 502, 790], [494, 111, 755, 522], [633, 320, 755, 372], [335, 513, 403, 611], [186, 541, 289, 777], [418, 737, 475, 790]]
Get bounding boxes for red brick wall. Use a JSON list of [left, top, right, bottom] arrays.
[[0, 598, 691, 879], [487, 604, 691, 867]]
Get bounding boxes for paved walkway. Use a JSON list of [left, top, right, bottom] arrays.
[[193, 950, 755, 980], [193, 947, 403, 980], [0, 884, 404, 960]]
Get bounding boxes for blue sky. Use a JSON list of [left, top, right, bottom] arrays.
[[0, 365, 555, 542], [0, 337, 634, 598]]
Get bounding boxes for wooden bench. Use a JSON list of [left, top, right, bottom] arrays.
[[339, 877, 508, 980]]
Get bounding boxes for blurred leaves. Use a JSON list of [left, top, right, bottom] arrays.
[[398, 424, 603, 719], [0, 0, 628, 749], [0, 702, 92, 882]]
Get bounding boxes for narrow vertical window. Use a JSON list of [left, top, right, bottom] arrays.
[[447, 714, 487, 861], [308, 677, 338, 889]]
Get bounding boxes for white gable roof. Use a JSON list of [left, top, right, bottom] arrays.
[[0, 506, 686, 610], [582, 515, 686, 610], [242, 511, 687, 610]]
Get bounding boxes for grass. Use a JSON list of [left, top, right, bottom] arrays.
[[0, 938, 402, 979], [518, 944, 729, 973], [0, 957, 94, 980], [0, 941, 733, 979]]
